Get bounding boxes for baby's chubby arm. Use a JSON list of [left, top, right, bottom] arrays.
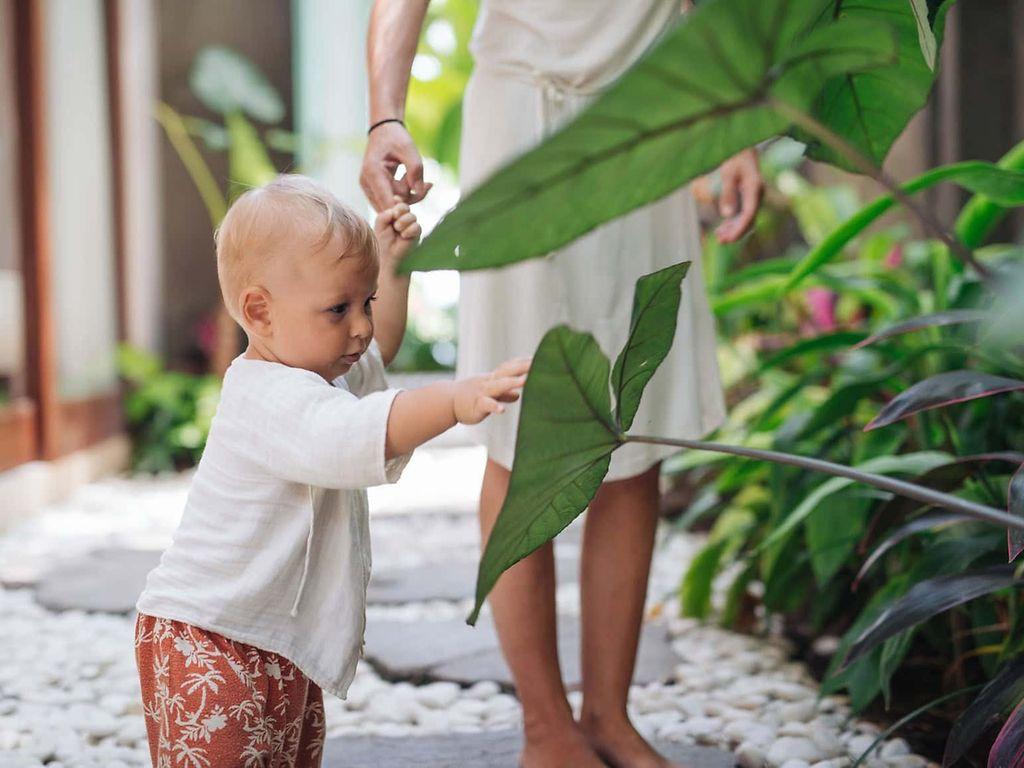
[[372, 198, 421, 366], [385, 358, 531, 459]]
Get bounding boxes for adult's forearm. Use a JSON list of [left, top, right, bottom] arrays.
[[367, 0, 430, 122], [385, 381, 457, 458]]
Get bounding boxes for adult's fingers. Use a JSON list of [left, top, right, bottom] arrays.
[[733, 174, 763, 234], [403, 156, 427, 201], [718, 166, 739, 219]]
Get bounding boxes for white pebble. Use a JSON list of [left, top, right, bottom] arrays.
[[768, 737, 825, 766]]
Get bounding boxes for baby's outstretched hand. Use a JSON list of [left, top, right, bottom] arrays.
[[452, 357, 531, 425], [375, 196, 422, 264]]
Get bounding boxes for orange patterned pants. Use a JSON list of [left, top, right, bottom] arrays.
[[134, 613, 325, 768]]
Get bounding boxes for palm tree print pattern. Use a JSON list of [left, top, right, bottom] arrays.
[[135, 613, 325, 767]]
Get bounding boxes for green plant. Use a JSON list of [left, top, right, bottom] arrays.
[[156, 46, 284, 229], [117, 344, 221, 472], [397, 0, 1024, 760]]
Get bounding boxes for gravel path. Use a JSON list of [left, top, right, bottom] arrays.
[[0, 448, 937, 767]]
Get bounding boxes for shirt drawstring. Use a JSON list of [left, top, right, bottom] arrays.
[[290, 487, 316, 617]]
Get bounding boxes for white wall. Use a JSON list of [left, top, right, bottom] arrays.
[[292, 0, 373, 210], [116, 0, 164, 356]]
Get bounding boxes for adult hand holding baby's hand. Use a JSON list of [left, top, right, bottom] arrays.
[[453, 357, 532, 425], [375, 197, 422, 264]]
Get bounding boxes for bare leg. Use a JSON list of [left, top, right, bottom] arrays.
[[478, 458, 605, 768], [579, 462, 685, 768]]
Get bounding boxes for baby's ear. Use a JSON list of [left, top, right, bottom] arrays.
[[240, 286, 273, 336]]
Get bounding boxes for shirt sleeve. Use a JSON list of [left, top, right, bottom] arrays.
[[256, 369, 412, 490]]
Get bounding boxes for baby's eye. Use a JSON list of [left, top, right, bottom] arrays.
[[328, 303, 349, 315], [364, 294, 378, 310]]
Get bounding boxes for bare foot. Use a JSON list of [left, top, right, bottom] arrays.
[[580, 714, 686, 768], [520, 724, 607, 768]]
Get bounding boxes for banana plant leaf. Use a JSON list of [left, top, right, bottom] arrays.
[[956, 138, 1024, 248], [189, 45, 285, 123], [852, 310, 991, 350], [401, 0, 899, 274], [1010, 463, 1024, 562], [225, 111, 277, 202], [841, 566, 1023, 669], [853, 510, 974, 590], [859, 453, 1024, 552], [755, 452, 951, 564], [990, 697, 1024, 768], [795, 0, 953, 172], [782, 162, 1024, 294], [943, 654, 1024, 767], [753, 331, 867, 376], [865, 370, 1024, 431]]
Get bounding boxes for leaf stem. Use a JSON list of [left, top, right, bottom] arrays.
[[625, 434, 1024, 529], [154, 102, 227, 228], [768, 97, 990, 279]]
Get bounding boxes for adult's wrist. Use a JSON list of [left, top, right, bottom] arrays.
[[368, 117, 405, 135]]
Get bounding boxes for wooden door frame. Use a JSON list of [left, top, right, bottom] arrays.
[[2, 0, 127, 470]]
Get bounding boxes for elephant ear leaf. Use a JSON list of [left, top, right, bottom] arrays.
[[470, 263, 693, 624], [401, 0, 898, 274], [612, 261, 690, 432], [797, 0, 954, 171], [468, 327, 619, 624]]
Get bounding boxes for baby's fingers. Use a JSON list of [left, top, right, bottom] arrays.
[[478, 396, 505, 416], [398, 221, 422, 241], [493, 356, 532, 378], [487, 374, 527, 395]]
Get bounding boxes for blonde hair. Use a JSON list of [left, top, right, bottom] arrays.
[[214, 174, 379, 324]]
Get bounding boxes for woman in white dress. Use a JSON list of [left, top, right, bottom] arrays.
[[362, 3, 762, 766]]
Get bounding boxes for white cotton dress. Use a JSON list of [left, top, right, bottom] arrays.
[[455, 0, 727, 481]]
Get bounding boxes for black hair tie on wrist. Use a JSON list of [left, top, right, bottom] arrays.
[[368, 118, 404, 135]]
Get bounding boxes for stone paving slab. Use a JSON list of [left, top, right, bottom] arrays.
[[32, 547, 582, 614], [365, 615, 678, 689], [367, 556, 579, 605], [33, 547, 162, 613], [323, 730, 736, 767]]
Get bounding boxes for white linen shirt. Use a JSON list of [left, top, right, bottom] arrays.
[[135, 339, 411, 699]]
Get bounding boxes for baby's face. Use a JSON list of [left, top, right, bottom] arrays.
[[266, 239, 379, 383]]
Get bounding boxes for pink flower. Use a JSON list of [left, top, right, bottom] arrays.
[[805, 287, 838, 332], [884, 245, 903, 269]]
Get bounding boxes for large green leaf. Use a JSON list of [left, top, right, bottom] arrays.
[[611, 262, 690, 431], [189, 46, 284, 123], [225, 111, 277, 202], [401, 0, 898, 273], [468, 326, 619, 624], [756, 451, 951, 568], [782, 162, 1024, 293], [955, 138, 1024, 248], [796, 0, 953, 170], [806, 488, 871, 586], [842, 566, 1022, 669], [865, 370, 1024, 431], [907, 0, 937, 69], [681, 539, 728, 619], [944, 654, 1024, 767], [1010, 463, 1024, 562]]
